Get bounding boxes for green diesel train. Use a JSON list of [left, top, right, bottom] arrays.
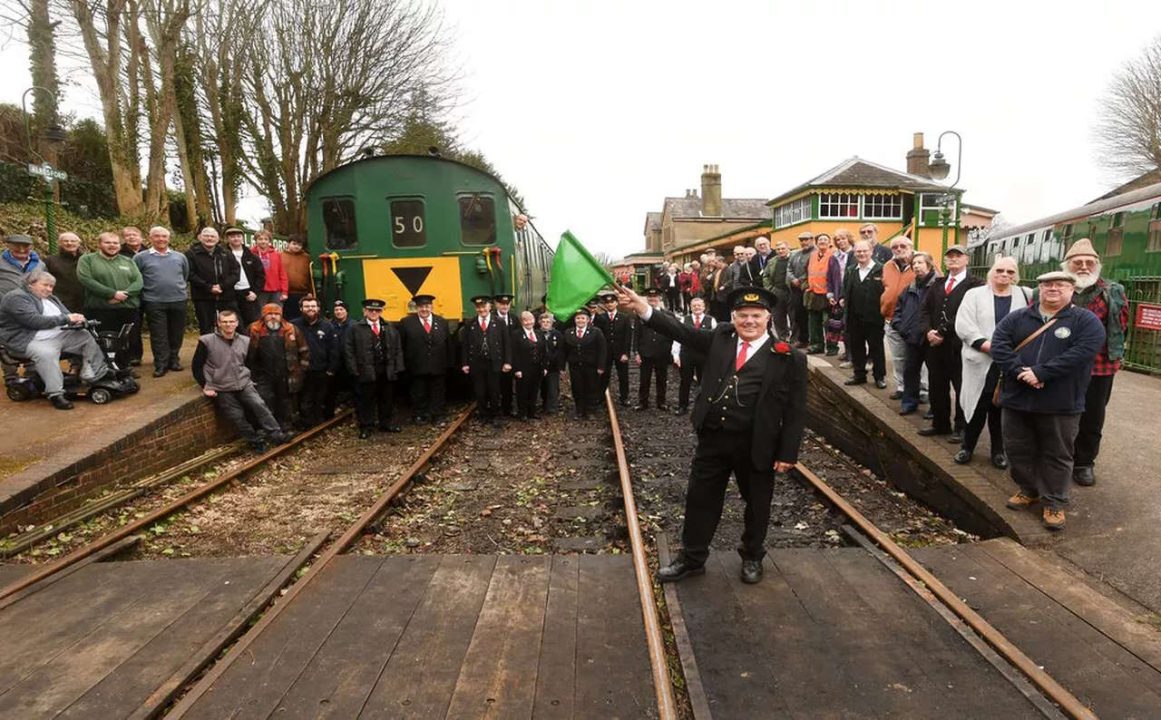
[[305, 154, 553, 324]]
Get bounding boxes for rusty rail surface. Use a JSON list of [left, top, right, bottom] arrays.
[[0, 409, 354, 606], [607, 392, 679, 720], [795, 462, 1098, 720]]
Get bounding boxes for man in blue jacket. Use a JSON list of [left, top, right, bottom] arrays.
[[990, 271, 1105, 531]]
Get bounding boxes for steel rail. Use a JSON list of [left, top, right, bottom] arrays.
[[0, 409, 353, 605], [606, 392, 679, 720], [794, 462, 1098, 720], [165, 403, 477, 718]]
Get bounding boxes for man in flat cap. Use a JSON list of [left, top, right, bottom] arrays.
[[562, 305, 606, 419], [460, 295, 511, 427], [345, 298, 404, 438], [617, 284, 807, 584], [1060, 238, 1129, 486], [786, 231, 815, 347], [400, 293, 453, 424], [1, 234, 42, 297], [593, 291, 632, 406], [991, 271, 1104, 530]]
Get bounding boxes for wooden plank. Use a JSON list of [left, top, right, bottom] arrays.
[[180, 556, 383, 720], [915, 543, 1161, 717], [444, 555, 551, 718], [58, 557, 288, 719], [575, 554, 657, 719], [0, 533, 141, 612], [0, 565, 29, 586], [358, 555, 497, 720], [268, 555, 441, 719], [0, 559, 230, 718], [656, 539, 713, 720], [531, 555, 580, 720]]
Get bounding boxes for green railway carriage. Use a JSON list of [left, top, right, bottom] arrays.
[[304, 154, 553, 324], [968, 181, 1161, 372]]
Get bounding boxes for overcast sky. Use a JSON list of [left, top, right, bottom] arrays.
[[3, 1, 1160, 258]]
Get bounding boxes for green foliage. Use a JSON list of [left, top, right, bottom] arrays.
[[0, 200, 196, 251]]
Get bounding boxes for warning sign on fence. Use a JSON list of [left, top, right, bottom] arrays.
[[1135, 303, 1161, 331]]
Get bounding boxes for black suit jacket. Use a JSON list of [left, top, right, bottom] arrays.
[[678, 314, 716, 364], [593, 310, 632, 359], [563, 326, 606, 369], [919, 273, 985, 340], [645, 310, 807, 469], [399, 313, 452, 375], [512, 328, 545, 375], [459, 316, 511, 369], [634, 311, 675, 360], [842, 262, 885, 325]]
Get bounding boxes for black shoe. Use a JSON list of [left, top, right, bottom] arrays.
[[50, 394, 74, 410], [740, 559, 763, 584], [249, 439, 268, 453], [675, 406, 688, 415], [1073, 465, 1095, 486], [888, 390, 904, 400], [359, 428, 373, 439], [844, 377, 867, 386], [168, 361, 183, 372], [657, 404, 670, 412], [153, 366, 168, 378], [271, 431, 294, 445], [825, 349, 838, 357], [378, 424, 403, 433], [491, 418, 503, 428], [953, 449, 973, 464], [949, 431, 963, 444], [917, 427, 951, 437], [806, 346, 823, 355], [992, 453, 1009, 470], [657, 557, 705, 583], [923, 410, 934, 420], [129, 359, 142, 367], [874, 379, 888, 389], [898, 407, 917, 416]]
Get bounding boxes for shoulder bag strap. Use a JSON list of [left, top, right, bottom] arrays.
[[1014, 317, 1058, 352]]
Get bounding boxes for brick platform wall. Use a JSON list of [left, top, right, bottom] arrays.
[[0, 397, 233, 536]]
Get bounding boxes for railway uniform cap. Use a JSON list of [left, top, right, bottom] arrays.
[[728, 286, 776, 311], [4, 234, 33, 245], [362, 298, 386, 310], [574, 306, 593, 317], [1036, 271, 1078, 285], [411, 294, 435, 305], [943, 244, 968, 256], [470, 295, 492, 305], [599, 292, 617, 302], [333, 299, 348, 309], [492, 293, 513, 304], [585, 297, 600, 308], [644, 288, 663, 298], [1064, 238, 1099, 260]]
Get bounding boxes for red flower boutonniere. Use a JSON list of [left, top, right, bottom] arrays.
[[773, 341, 791, 354]]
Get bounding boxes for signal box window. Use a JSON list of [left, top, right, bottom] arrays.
[[322, 198, 357, 250], [459, 194, 496, 246], [390, 198, 426, 247]]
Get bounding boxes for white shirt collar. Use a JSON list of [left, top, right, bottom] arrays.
[[736, 334, 770, 354]]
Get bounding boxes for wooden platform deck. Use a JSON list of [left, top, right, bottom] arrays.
[[673, 539, 1161, 719], [0, 555, 292, 719], [180, 554, 658, 720]]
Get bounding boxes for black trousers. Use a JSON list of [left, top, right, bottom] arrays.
[[962, 364, 1003, 454], [681, 428, 775, 564], [356, 375, 394, 429], [516, 369, 541, 417], [237, 296, 261, 331], [408, 373, 446, 420], [193, 298, 236, 335], [127, 306, 144, 362], [770, 294, 791, 341], [1074, 374, 1115, 468], [678, 356, 705, 409], [540, 370, 560, 413], [256, 378, 294, 431], [847, 319, 886, 382], [789, 287, 808, 343], [500, 370, 515, 415], [601, 357, 630, 402], [927, 342, 965, 433], [215, 384, 282, 443], [568, 363, 600, 417], [145, 301, 186, 370], [638, 357, 669, 407], [298, 370, 332, 427], [86, 306, 138, 342], [1004, 409, 1080, 510], [470, 363, 502, 418]]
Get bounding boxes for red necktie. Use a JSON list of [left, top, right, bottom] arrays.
[[423, 317, 431, 334], [480, 319, 487, 332], [735, 341, 750, 371], [694, 316, 702, 329], [371, 322, 380, 337], [528, 331, 536, 343], [945, 276, 956, 295], [578, 329, 584, 339]]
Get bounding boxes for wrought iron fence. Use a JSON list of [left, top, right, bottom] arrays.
[[1125, 276, 1161, 374]]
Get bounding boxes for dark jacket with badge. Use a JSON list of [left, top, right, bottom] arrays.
[[593, 310, 632, 360], [841, 262, 886, 325], [563, 325, 606, 369], [919, 272, 985, 342], [344, 319, 404, 383], [990, 304, 1105, 414], [539, 327, 565, 371], [634, 310, 675, 360], [644, 309, 807, 469], [400, 313, 453, 375], [511, 326, 546, 375], [459, 315, 511, 370], [292, 315, 341, 374], [678, 313, 716, 364]]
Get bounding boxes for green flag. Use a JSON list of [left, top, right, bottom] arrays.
[[547, 231, 615, 321]]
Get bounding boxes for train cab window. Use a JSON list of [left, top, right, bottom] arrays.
[[322, 197, 357, 250], [389, 198, 426, 247], [458, 194, 496, 246]]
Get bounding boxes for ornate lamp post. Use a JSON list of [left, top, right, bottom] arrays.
[[927, 130, 962, 258], [21, 86, 68, 253]]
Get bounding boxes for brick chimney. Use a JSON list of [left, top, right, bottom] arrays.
[[701, 164, 722, 216], [906, 133, 931, 177]]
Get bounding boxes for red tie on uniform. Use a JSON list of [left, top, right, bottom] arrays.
[[694, 316, 702, 329], [423, 317, 431, 334], [480, 318, 487, 332], [735, 341, 750, 371], [945, 276, 956, 295], [528, 331, 536, 343], [371, 322, 380, 337]]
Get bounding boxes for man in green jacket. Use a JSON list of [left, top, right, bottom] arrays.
[[76, 231, 144, 341]]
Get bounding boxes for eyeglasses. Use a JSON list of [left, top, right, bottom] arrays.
[[994, 269, 1017, 275], [1070, 259, 1097, 267], [890, 244, 908, 250]]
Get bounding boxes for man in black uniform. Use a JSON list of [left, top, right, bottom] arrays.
[[399, 293, 453, 424], [344, 298, 404, 439], [460, 295, 512, 426], [511, 311, 546, 420], [593, 292, 632, 406], [634, 288, 674, 411], [674, 296, 716, 414], [562, 306, 606, 419], [492, 294, 519, 417], [617, 284, 807, 585], [538, 312, 564, 414]]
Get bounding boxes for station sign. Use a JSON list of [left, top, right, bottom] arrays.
[[27, 163, 68, 182], [1135, 303, 1161, 332]]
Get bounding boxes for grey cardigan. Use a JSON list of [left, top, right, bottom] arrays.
[[0, 287, 74, 354]]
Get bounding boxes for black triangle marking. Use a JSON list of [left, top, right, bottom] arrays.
[[391, 266, 433, 296]]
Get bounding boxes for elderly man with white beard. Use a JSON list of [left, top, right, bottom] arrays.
[[1060, 238, 1129, 487]]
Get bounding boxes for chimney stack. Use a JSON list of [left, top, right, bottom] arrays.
[[906, 132, 931, 177], [701, 164, 722, 216]]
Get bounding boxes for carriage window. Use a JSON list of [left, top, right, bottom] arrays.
[[389, 198, 426, 247], [1106, 227, 1123, 256], [322, 198, 357, 250], [459, 194, 496, 246]]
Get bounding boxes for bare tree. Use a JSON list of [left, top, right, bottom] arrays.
[[1095, 34, 1161, 179]]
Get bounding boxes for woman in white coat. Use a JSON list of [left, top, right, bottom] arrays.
[[954, 256, 1033, 468]]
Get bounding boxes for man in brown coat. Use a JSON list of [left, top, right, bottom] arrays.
[[247, 303, 310, 432]]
